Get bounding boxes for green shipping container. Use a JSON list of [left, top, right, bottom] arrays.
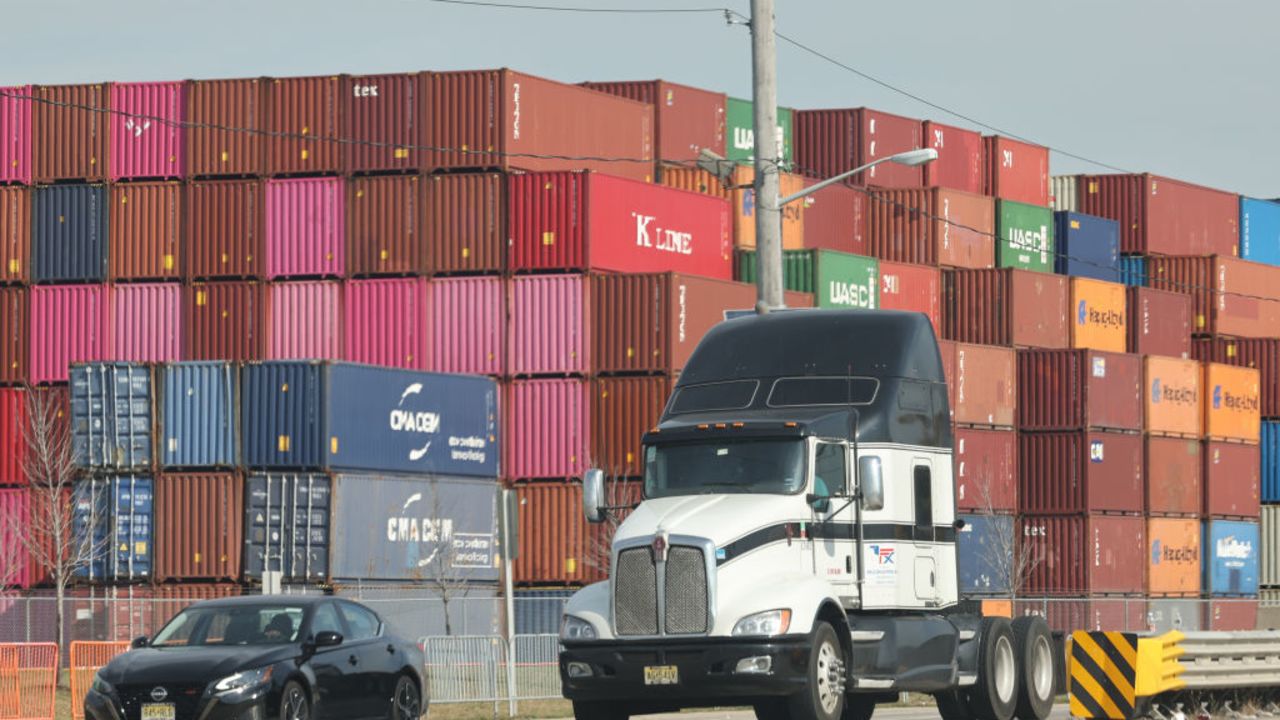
[[996, 200, 1054, 272], [737, 249, 878, 309], [726, 97, 793, 168]]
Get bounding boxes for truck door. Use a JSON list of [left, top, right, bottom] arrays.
[[912, 460, 939, 603], [812, 441, 857, 600]]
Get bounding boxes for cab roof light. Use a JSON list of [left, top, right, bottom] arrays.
[[715, 423, 727, 429], [732, 422, 745, 428], [783, 422, 798, 428], [697, 424, 710, 430]]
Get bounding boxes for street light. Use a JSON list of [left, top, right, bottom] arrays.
[[777, 148, 938, 207]]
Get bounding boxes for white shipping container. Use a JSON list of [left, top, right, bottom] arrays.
[[1050, 175, 1079, 212], [1262, 506, 1280, 587]]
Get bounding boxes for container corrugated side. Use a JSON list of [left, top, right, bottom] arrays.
[[983, 136, 1049, 206], [1119, 257, 1147, 288], [794, 108, 923, 188], [0, 85, 32, 185], [1144, 356, 1203, 438], [951, 343, 1016, 428], [1127, 287, 1191, 359], [878, 261, 940, 335], [922, 121, 983, 194], [265, 178, 345, 279], [347, 175, 421, 277], [243, 473, 330, 582], [0, 388, 26, 485], [30, 285, 104, 385], [1055, 211, 1119, 282], [1145, 599, 1204, 632], [1071, 277, 1127, 353], [580, 80, 725, 164], [1203, 599, 1258, 631], [514, 480, 641, 585], [1020, 514, 1146, 595], [1079, 174, 1239, 256], [505, 378, 589, 480], [943, 268, 1070, 349], [344, 278, 427, 370], [508, 275, 588, 376], [1262, 506, 1280, 587], [187, 78, 264, 178], [995, 199, 1053, 273], [186, 179, 265, 280], [724, 98, 792, 167], [109, 81, 184, 181], [1014, 598, 1148, 634], [954, 427, 1016, 512], [0, 488, 33, 587], [1192, 338, 1280, 419], [1240, 197, 1280, 267], [34, 84, 107, 182], [32, 184, 107, 283], [0, 186, 30, 285], [424, 172, 505, 275], [866, 188, 994, 269], [1202, 441, 1260, 519], [107, 283, 181, 363], [427, 276, 504, 377], [0, 286, 28, 385], [1017, 350, 1142, 431], [1050, 176, 1079, 212], [109, 181, 181, 281], [800, 179, 867, 255], [154, 472, 243, 582], [73, 475, 152, 582], [1202, 363, 1260, 442], [265, 281, 341, 360], [1265, 422, 1280, 503], [592, 375, 672, 477], [69, 363, 154, 470], [1145, 436, 1202, 517], [183, 281, 265, 362], [1147, 517, 1202, 596], [1148, 255, 1280, 339], [344, 73, 419, 175], [1203, 519, 1259, 596], [160, 362, 238, 469], [265, 76, 342, 176], [957, 513, 1014, 595], [1019, 431, 1144, 514], [514, 589, 574, 634]]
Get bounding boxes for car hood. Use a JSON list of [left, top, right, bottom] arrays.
[[101, 645, 298, 686]]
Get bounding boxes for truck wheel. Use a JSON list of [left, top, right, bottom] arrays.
[[572, 700, 628, 720], [789, 621, 846, 720], [754, 698, 789, 720], [934, 689, 970, 720], [1011, 616, 1054, 720], [842, 696, 875, 720], [969, 617, 1018, 720]]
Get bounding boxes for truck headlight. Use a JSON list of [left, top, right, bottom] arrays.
[[732, 609, 792, 637], [560, 615, 597, 640]]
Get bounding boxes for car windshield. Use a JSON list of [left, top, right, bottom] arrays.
[[151, 605, 306, 647], [644, 439, 805, 498]]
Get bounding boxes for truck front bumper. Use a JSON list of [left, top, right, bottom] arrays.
[[560, 637, 811, 705]]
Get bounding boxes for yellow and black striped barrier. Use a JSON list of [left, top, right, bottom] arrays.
[[1069, 631, 1138, 720]]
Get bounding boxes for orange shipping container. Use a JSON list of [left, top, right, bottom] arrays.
[[866, 187, 995, 268], [660, 166, 804, 250], [0, 186, 30, 285], [1146, 517, 1201, 596], [1145, 356, 1202, 437], [109, 182, 181, 281], [1071, 277, 1127, 353], [1203, 363, 1260, 442], [592, 375, 673, 477], [952, 342, 1016, 427]]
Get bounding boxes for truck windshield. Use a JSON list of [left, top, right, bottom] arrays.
[[643, 439, 806, 498]]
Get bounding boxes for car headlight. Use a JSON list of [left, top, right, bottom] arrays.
[[91, 671, 113, 695], [212, 665, 274, 694], [732, 609, 792, 637], [560, 615, 597, 641]]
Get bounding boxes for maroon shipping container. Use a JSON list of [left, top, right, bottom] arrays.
[[265, 75, 342, 176], [186, 179, 265, 280], [347, 174, 421, 277], [1078, 174, 1239, 256], [424, 173, 504, 275], [1193, 337, 1280, 418], [109, 181, 181, 281], [1203, 600, 1258, 631], [592, 375, 673, 477], [1017, 350, 1142, 431], [514, 480, 642, 585], [944, 268, 1070, 348], [344, 73, 419, 175], [1203, 440, 1260, 519], [0, 286, 27, 385], [921, 121, 983, 194], [982, 136, 1049, 206], [0, 186, 30, 285], [1020, 431, 1144, 515], [154, 473, 244, 582], [794, 108, 923, 188], [1127, 287, 1192, 359], [954, 426, 1016, 513], [34, 84, 107, 182], [800, 180, 867, 255], [1149, 256, 1280, 339], [580, 80, 725, 164], [1015, 598, 1148, 634], [0, 388, 25, 485], [1020, 514, 1146, 595], [1145, 435, 1203, 517], [867, 187, 995, 269], [425, 69, 654, 182], [879, 260, 941, 336], [183, 281, 265, 361], [939, 342, 1016, 428], [187, 78, 265, 178]]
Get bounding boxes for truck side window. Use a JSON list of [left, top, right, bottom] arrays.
[[914, 465, 933, 541], [814, 443, 846, 498]]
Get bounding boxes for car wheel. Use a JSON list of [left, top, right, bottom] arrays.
[[969, 617, 1019, 720], [391, 675, 421, 720], [281, 681, 311, 720], [572, 700, 629, 720], [789, 621, 846, 720], [1011, 616, 1054, 720]]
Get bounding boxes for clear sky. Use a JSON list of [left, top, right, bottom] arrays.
[[5, 0, 1276, 197]]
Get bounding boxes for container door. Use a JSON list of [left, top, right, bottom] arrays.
[[810, 441, 857, 601], [913, 460, 939, 602]]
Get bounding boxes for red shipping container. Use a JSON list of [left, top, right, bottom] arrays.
[[107, 283, 181, 363], [427, 276, 504, 377], [508, 275, 588, 376], [508, 171, 731, 277], [879, 261, 940, 334], [794, 108, 924, 188], [1017, 350, 1143, 431], [34, 84, 107, 182], [504, 379, 589, 480], [0, 85, 33, 185], [1203, 599, 1257, 631], [1019, 431, 1144, 515], [514, 480, 641, 585], [867, 187, 995, 269], [347, 175, 421, 277], [265, 177, 345, 279], [1015, 598, 1148, 634], [344, 73, 420, 175], [265, 281, 341, 360], [1020, 514, 1146, 595], [184, 281, 265, 362], [343, 278, 427, 369], [581, 80, 725, 164], [29, 285, 104, 385], [1145, 435, 1203, 517], [922, 121, 983, 194], [944, 268, 1070, 349], [109, 181, 182, 281], [1079, 174, 1239, 256], [982, 136, 1049, 206], [1149, 255, 1280, 339], [0, 186, 30, 285], [592, 375, 673, 477], [265, 75, 342, 176], [954, 426, 1016, 513], [186, 179, 265, 280], [800, 180, 867, 254], [109, 81, 185, 181], [0, 286, 27, 385], [154, 473, 243, 582], [0, 388, 25, 485], [1193, 337, 1280, 418], [425, 69, 654, 182], [424, 172, 505, 275], [0, 488, 34, 587], [1127, 287, 1191, 359], [187, 77, 265, 178], [1203, 441, 1260, 519], [946, 342, 1016, 428]]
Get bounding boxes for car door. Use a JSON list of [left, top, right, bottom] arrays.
[[912, 461, 939, 603], [337, 600, 393, 715], [305, 601, 353, 720], [810, 440, 858, 601]]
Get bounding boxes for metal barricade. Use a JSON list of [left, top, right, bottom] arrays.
[[0, 642, 58, 720], [513, 634, 564, 701], [69, 641, 131, 720], [421, 635, 509, 706]]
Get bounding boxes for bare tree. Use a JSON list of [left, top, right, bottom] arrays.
[[0, 495, 25, 590], [420, 481, 476, 636], [581, 446, 641, 581], [967, 477, 1042, 600]]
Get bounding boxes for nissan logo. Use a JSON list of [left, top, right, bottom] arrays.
[[150, 687, 168, 702]]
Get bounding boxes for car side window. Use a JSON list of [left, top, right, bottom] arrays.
[[310, 602, 344, 638], [813, 442, 847, 498], [338, 602, 381, 641]]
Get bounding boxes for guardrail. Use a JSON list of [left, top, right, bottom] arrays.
[[1175, 631, 1280, 691], [0, 642, 58, 720], [69, 641, 131, 720]]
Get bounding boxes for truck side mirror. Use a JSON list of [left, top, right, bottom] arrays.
[[583, 469, 606, 524], [859, 456, 884, 511]]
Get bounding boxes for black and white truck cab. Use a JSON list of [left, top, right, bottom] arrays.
[[559, 310, 1059, 720]]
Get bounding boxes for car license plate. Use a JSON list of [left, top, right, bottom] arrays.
[[643, 665, 678, 685], [141, 703, 176, 720]]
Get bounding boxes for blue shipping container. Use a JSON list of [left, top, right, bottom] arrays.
[[515, 589, 575, 635], [243, 473, 330, 583], [70, 363, 153, 470], [1264, 422, 1280, 503], [241, 362, 499, 476], [1118, 256, 1147, 288], [1054, 211, 1120, 282], [72, 475, 152, 582], [161, 362, 238, 468], [33, 184, 107, 283], [957, 514, 1013, 595], [1240, 198, 1280, 267], [1203, 519, 1259, 596]]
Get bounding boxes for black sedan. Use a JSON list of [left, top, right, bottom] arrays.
[[85, 595, 427, 720]]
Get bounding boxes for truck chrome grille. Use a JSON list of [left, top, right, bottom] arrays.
[[614, 542, 709, 636], [615, 547, 658, 635], [665, 546, 709, 634]]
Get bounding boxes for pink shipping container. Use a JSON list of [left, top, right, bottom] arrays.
[[982, 136, 1050, 206], [343, 278, 427, 369], [922, 121, 983, 194], [0, 489, 33, 587], [428, 277, 504, 376], [110, 82, 185, 180], [265, 178, 345, 279], [107, 283, 181, 363], [508, 275, 588, 376], [0, 388, 25, 485], [30, 285, 103, 385], [0, 86, 32, 185], [265, 281, 341, 360], [795, 108, 924, 188], [504, 378, 589, 480]]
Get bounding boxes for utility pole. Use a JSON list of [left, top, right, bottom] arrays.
[[750, 0, 783, 312]]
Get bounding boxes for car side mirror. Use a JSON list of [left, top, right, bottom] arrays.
[[859, 456, 884, 511], [314, 631, 343, 648], [583, 469, 606, 524], [130, 635, 149, 649]]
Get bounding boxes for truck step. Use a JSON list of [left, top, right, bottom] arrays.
[[849, 630, 885, 642], [956, 672, 978, 687]]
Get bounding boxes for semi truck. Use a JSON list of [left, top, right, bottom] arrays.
[[558, 310, 1060, 720]]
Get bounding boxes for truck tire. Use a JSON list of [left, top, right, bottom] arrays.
[[789, 621, 846, 720], [842, 696, 875, 720], [754, 699, 789, 720], [934, 689, 970, 720], [572, 700, 628, 720], [1011, 616, 1054, 720], [969, 617, 1019, 720]]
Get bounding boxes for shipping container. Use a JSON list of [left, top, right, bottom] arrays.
[[581, 80, 725, 164], [160, 362, 238, 469], [265, 75, 342, 176], [1193, 337, 1280, 418], [30, 285, 103, 385], [0, 388, 25, 485], [1020, 514, 1145, 595], [183, 281, 265, 362], [1149, 255, 1280, 339], [1265, 422, 1280, 503], [241, 362, 499, 476], [1240, 198, 1280, 267], [1079, 174, 1239, 256], [69, 363, 153, 470], [1145, 436, 1202, 517], [1070, 277, 1127, 353], [995, 200, 1053, 273], [507, 274, 588, 377], [799, 179, 867, 254], [1202, 441, 1260, 519], [593, 375, 672, 477], [108, 182, 180, 281], [514, 589, 574, 634], [154, 472, 243, 582], [0, 488, 34, 587], [0, 186, 30, 285], [866, 187, 995, 269], [32, 184, 107, 283], [1263, 506, 1280, 586], [425, 69, 654, 182], [957, 513, 1014, 595], [0, 286, 26, 385], [1119, 256, 1147, 288], [243, 473, 330, 583], [1203, 519, 1259, 596], [1127, 287, 1191, 359], [1017, 350, 1141, 431], [505, 378, 589, 480], [427, 276, 504, 377], [794, 108, 923, 188], [265, 177, 344, 279], [424, 172, 505, 275], [878, 261, 940, 333], [1203, 599, 1258, 631], [344, 72, 419, 175], [738, 249, 879, 310], [34, 84, 107, 182], [954, 427, 1016, 513], [921, 121, 983, 194], [983, 136, 1049, 206], [664, 165, 806, 251], [946, 342, 1016, 428], [1014, 598, 1148, 634], [1144, 356, 1203, 437], [1202, 363, 1260, 442], [187, 78, 265, 178], [0, 86, 32, 185], [1145, 599, 1203, 632], [1147, 517, 1201, 596], [1054, 212, 1119, 282], [1049, 176, 1079, 212], [724, 97, 793, 167], [72, 475, 152, 582], [1019, 431, 1143, 515], [943, 268, 1069, 348], [343, 278, 427, 370], [513, 480, 641, 585], [347, 174, 420, 277], [109, 82, 184, 181], [186, 179, 265, 280], [265, 281, 341, 360], [107, 282, 181, 362], [508, 171, 732, 277]]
